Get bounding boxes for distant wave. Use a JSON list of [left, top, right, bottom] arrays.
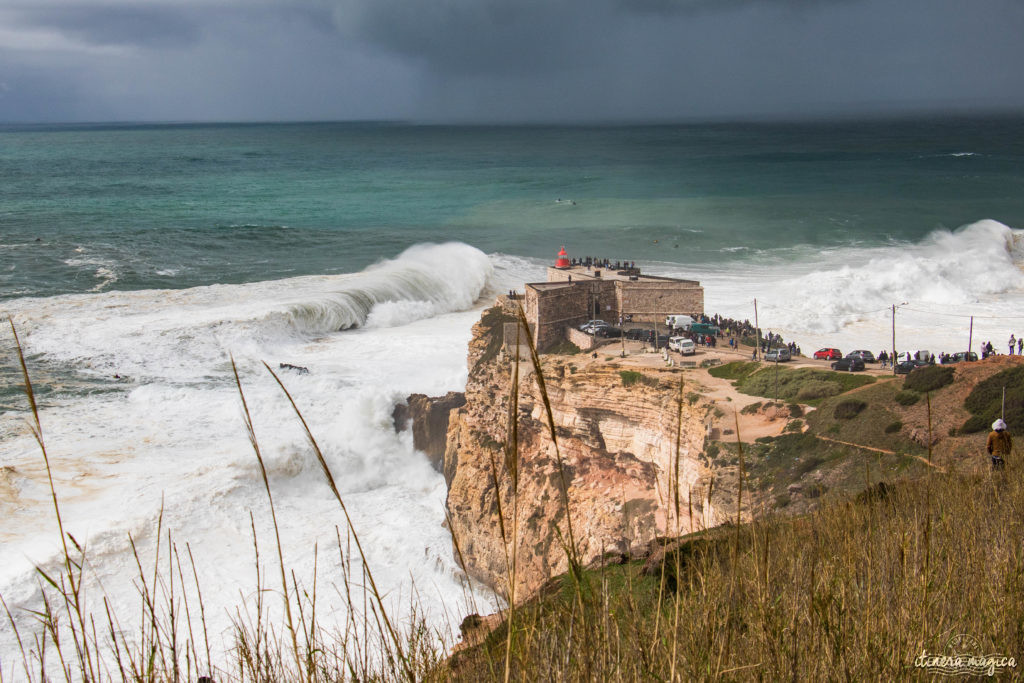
[[277, 243, 493, 334], [764, 219, 1024, 333]]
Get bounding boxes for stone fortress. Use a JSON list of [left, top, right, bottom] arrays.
[[522, 247, 705, 350]]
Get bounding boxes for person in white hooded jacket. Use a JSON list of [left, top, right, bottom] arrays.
[[987, 419, 1012, 470]]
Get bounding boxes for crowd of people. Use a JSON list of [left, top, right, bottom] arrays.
[[569, 257, 637, 271]]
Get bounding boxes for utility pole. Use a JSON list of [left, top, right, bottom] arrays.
[[753, 298, 760, 361], [891, 303, 896, 376], [968, 315, 974, 361]]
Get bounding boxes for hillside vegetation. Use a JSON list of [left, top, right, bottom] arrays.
[[448, 464, 1024, 680]]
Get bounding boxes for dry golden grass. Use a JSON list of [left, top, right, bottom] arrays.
[[6, 315, 1023, 681]]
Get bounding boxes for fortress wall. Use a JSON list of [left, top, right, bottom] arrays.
[[616, 281, 704, 324]]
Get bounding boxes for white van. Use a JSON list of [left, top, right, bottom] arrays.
[[665, 314, 695, 330], [669, 336, 696, 355]]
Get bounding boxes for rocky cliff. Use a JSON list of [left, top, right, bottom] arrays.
[[393, 392, 466, 472], [442, 305, 722, 599]]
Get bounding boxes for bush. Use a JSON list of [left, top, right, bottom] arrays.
[[960, 414, 990, 434], [708, 362, 760, 381], [962, 365, 1024, 434], [902, 365, 954, 393], [796, 380, 842, 401], [787, 404, 804, 418], [546, 340, 582, 355], [894, 390, 920, 406], [619, 370, 659, 388], [740, 401, 763, 415], [620, 370, 643, 387], [834, 399, 867, 420], [885, 421, 903, 434], [784, 418, 804, 433]]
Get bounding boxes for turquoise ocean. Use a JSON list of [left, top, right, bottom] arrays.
[[3, 118, 1024, 670]]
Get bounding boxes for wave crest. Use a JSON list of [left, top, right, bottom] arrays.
[[769, 219, 1024, 333], [279, 243, 493, 335]]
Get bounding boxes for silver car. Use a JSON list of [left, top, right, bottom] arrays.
[[764, 347, 791, 362]]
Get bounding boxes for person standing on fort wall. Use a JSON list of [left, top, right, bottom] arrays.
[[987, 419, 1012, 470]]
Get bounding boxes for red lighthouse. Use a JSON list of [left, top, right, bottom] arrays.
[[555, 246, 570, 268]]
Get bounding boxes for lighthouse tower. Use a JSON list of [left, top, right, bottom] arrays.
[[555, 246, 570, 268]]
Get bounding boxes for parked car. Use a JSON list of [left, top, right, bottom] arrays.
[[669, 336, 696, 355], [831, 357, 865, 372], [624, 328, 653, 340], [650, 333, 670, 347], [594, 326, 622, 338], [579, 320, 609, 334], [764, 347, 791, 362], [847, 350, 876, 363], [949, 351, 979, 363], [897, 350, 932, 364], [895, 359, 930, 375], [814, 348, 842, 360]]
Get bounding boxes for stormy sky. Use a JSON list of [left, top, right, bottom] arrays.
[[1, 0, 1022, 123]]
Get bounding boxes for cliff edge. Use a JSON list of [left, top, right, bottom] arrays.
[[442, 305, 722, 599]]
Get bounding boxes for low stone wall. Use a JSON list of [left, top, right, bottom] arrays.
[[565, 326, 597, 351]]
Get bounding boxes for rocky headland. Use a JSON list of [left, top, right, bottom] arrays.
[[396, 303, 727, 600]]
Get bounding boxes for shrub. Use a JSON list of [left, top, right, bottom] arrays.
[[740, 401, 763, 415], [962, 365, 1024, 434], [619, 370, 659, 388], [884, 421, 903, 434], [894, 390, 920, 406], [960, 414, 990, 434], [708, 362, 760, 381], [546, 340, 582, 355], [787, 403, 804, 418], [796, 380, 841, 401], [834, 399, 867, 420], [686, 391, 701, 405], [902, 365, 954, 393], [620, 370, 643, 387], [784, 419, 804, 433]]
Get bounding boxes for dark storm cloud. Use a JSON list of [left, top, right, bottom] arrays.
[[15, 5, 202, 49], [0, 0, 1022, 122], [324, 0, 1024, 120]]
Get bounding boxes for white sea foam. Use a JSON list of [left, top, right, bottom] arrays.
[[672, 219, 1024, 354], [0, 242, 528, 673]]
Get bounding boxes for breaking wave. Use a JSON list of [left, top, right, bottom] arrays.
[[277, 243, 494, 334], [760, 219, 1024, 334]]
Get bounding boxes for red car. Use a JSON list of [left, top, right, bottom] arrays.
[[814, 348, 842, 360]]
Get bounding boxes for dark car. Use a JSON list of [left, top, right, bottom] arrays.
[[831, 357, 865, 372], [894, 359, 930, 375], [625, 328, 653, 340], [649, 333, 671, 347], [594, 326, 623, 338], [949, 351, 979, 363], [847, 350, 876, 363], [814, 348, 842, 360]]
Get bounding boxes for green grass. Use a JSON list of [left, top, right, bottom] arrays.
[[707, 361, 760, 381], [902, 364, 955, 393], [720, 364, 876, 405], [962, 365, 1024, 433], [619, 370, 659, 388], [894, 390, 920, 406]]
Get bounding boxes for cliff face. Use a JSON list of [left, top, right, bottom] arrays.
[[444, 307, 721, 599], [393, 392, 466, 473]]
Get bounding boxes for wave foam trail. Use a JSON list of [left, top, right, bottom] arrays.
[[283, 243, 494, 334], [762, 219, 1024, 334]]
